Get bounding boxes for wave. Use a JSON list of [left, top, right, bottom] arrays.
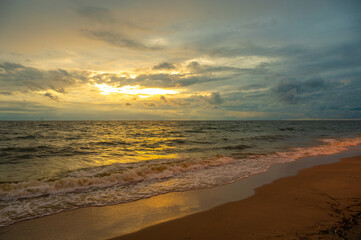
[[276, 137, 361, 159], [2, 137, 361, 201], [246, 134, 290, 142], [0, 156, 235, 201], [222, 144, 251, 150], [0, 145, 52, 152], [15, 135, 38, 140], [279, 127, 296, 131], [0, 145, 96, 157], [1, 135, 361, 227], [94, 141, 128, 146]]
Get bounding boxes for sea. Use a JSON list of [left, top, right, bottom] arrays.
[[0, 120, 361, 226]]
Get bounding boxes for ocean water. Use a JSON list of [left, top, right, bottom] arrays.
[[0, 120, 361, 226]]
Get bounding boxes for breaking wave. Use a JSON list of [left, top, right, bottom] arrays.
[[0, 156, 235, 201], [1, 135, 361, 226]]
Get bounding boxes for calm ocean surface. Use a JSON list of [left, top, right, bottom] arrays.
[[1, 120, 361, 226]]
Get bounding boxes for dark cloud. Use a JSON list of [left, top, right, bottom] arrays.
[[143, 102, 156, 107], [187, 61, 202, 72], [74, 5, 114, 24], [0, 62, 82, 93], [44, 92, 59, 101], [91, 70, 231, 89], [125, 103, 132, 106], [202, 41, 361, 82], [186, 61, 268, 77], [202, 65, 248, 73], [200, 40, 361, 119], [82, 29, 164, 51], [238, 84, 265, 91], [272, 77, 328, 104], [199, 92, 224, 105], [74, 4, 149, 30], [0, 91, 13, 95], [204, 42, 310, 60], [162, 97, 193, 108], [350, 107, 361, 111], [204, 41, 361, 80], [160, 95, 168, 103], [242, 18, 279, 30], [0, 101, 55, 113], [293, 42, 361, 76], [153, 62, 176, 70]]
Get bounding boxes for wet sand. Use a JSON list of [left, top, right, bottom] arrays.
[[1, 154, 360, 240], [113, 156, 361, 240]]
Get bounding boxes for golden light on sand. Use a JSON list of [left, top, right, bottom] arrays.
[[94, 83, 180, 97]]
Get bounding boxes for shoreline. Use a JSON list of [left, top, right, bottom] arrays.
[[114, 155, 361, 240], [1, 150, 360, 239]]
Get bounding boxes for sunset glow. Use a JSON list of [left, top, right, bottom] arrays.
[[94, 83, 180, 97], [0, 0, 360, 120]]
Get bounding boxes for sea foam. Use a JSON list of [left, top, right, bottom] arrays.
[[1, 135, 361, 226]]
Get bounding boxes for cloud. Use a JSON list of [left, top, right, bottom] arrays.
[[82, 29, 164, 51], [199, 92, 224, 105], [187, 61, 203, 72], [153, 62, 176, 70], [0, 62, 83, 94], [0, 91, 13, 95], [0, 101, 55, 113], [272, 77, 328, 104], [143, 102, 156, 107], [238, 84, 266, 91], [225, 111, 267, 119], [185, 61, 268, 77], [74, 5, 114, 24], [44, 92, 59, 101], [73, 4, 150, 31], [162, 97, 193, 108], [160, 95, 168, 103], [350, 107, 361, 111], [90, 69, 231, 89], [204, 41, 361, 80]]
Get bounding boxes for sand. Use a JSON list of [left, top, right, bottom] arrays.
[[1, 154, 360, 240], [113, 156, 361, 240]]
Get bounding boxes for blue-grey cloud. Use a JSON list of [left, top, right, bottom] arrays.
[[0, 101, 55, 113], [198, 92, 224, 105], [82, 29, 164, 51], [153, 62, 176, 70], [0, 62, 83, 93], [272, 77, 328, 104], [74, 5, 114, 24]]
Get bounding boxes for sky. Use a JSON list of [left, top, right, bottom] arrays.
[[0, 0, 360, 120]]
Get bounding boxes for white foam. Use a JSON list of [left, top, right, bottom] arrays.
[[0, 156, 235, 201], [1, 135, 361, 226]]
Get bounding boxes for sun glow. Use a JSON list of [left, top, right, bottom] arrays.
[[94, 83, 180, 97]]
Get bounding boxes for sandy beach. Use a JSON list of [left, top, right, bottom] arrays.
[[114, 156, 361, 240]]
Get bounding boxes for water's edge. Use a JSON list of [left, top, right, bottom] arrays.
[[1, 147, 360, 240]]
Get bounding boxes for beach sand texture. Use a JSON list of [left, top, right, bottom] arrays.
[[114, 156, 361, 240]]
